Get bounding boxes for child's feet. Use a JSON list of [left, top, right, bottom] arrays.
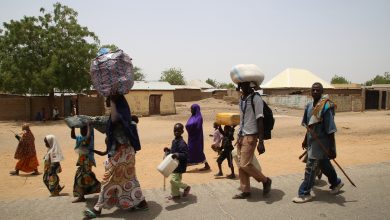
[[167, 195, 181, 200], [214, 172, 223, 177], [72, 196, 86, 203], [183, 186, 191, 197], [83, 208, 101, 219], [226, 174, 236, 179]]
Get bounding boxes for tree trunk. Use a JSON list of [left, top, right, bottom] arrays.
[[48, 89, 55, 120]]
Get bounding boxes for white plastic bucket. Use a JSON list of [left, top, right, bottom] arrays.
[[157, 154, 179, 177], [232, 148, 262, 171]]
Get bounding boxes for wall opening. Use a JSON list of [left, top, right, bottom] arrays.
[[149, 95, 161, 115], [365, 90, 379, 110]]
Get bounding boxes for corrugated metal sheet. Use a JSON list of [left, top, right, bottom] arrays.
[[262, 68, 334, 89], [131, 81, 175, 91]]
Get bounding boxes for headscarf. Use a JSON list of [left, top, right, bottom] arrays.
[[186, 104, 203, 132], [44, 135, 64, 163], [106, 95, 141, 154], [14, 123, 36, 159], [185, 104, 206, 164]]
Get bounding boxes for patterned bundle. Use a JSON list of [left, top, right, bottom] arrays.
[[90, 50, 134, 97]]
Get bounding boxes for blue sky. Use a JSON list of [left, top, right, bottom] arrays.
[[1, 0, 389, 84]]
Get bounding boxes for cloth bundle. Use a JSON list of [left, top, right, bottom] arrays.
[[90, 50, 134, 97]]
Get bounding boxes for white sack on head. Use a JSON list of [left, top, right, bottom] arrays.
[[230, 64, 265, 86]]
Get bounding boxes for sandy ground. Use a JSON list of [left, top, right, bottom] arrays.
[[0, 98, 389, 201]]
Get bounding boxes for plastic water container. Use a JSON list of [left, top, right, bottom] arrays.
[[230, 64, 265, 86], [157, 154, 179, 177], [232, 148, 262, 171], [216, 113, 240, 126]]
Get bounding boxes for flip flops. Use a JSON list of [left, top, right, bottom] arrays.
[[83, 208, 101, 219], [183, 186, 191, 197]]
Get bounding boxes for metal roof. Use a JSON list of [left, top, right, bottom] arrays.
[[173, 85, 201, 90], [131, 81, 175, 91]]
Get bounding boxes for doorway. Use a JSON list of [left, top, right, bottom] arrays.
[[382, 91, 387, 109], [149, 95, 161, 115], [365, 90, 379, 110]]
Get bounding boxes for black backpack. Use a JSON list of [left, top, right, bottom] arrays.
[[250, 93, 275, 140]]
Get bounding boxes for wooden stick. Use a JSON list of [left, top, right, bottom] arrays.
[[306, 126, 357, 187], [299, 150, 307, 160]]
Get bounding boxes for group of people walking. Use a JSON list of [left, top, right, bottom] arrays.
[[9, 81, 345, 218]]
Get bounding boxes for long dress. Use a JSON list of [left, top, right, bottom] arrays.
[[73, 133, 101, 197], [14, 130, 39, 173], [43, 135, 64, 195], [94, 95, 144, 210], [185, 104, 206, 164]]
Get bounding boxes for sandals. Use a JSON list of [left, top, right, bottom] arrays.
[[31, 171, 41, 176], [183, 186, 191, 197], [132, 200, 149, 211], [232, 192, 251, 199], [167, 195, 181, 200], [9, 170, 19, 176], [83, 208, 101, 219]]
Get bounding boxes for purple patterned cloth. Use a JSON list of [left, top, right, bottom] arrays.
[[185, 104, 206, 164]]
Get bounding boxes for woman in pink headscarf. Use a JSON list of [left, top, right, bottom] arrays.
[[185, 104, 210, 171]]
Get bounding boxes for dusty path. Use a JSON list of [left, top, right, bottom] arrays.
[[0, 98, 389, 201]]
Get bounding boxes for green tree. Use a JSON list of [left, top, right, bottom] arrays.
[[100, 44, 118, 52], [0, 3, 99, 98], [331, 75, 350, 84], [160, 67, 185, 85], [364, 72, 390, 86], [133, 66, 146, 81], [206, 78, 218, 88], [218, 82, 236, 89]]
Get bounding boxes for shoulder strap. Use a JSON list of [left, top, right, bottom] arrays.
[[250, 92, 259, 114]]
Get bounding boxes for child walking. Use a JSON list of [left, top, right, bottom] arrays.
[[43, 135, 64, 196], [164, 123, 191, 200], [214, 125, 236, 179], [70, 123, 101, 203], [211, 122, 223, 154]]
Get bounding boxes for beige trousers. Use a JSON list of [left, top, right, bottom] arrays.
[[237, 135, 266, 192]]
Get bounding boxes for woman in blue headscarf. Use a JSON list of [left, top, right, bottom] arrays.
[[84, 95, 147, 218], [185, 104, 210, 171]]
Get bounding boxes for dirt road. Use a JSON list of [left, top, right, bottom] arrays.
[[1, 98, 389, 201]]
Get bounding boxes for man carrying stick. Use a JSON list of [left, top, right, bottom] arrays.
[[292, 82, 344, 203]]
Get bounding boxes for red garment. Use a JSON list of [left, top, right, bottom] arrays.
[[14, 130, 36, 159], [15, 155, 39, 172]]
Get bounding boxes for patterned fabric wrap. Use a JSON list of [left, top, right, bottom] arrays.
[[14, 130, 36, 160], [90, 50, 134, 97], [94, 144, 144, 210], [43, 160, 62, 195]]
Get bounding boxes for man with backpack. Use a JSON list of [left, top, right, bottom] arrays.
[[232, 81, 272, 199]]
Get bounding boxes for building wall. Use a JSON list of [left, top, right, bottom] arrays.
[[0, 95, 105, 121], [263, 94, 363, 112], [0, 96, 28, 120], [387, 91, 390, 110], [174, 89, 201, 102], [125, 90, 175, 116], [78, 96, 105, 116], [201, 92, 212, 99]]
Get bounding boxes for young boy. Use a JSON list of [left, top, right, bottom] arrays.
[[211, 122, 223, 154], [214, 125, 236, 179], [164, 123, 191, 200]]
